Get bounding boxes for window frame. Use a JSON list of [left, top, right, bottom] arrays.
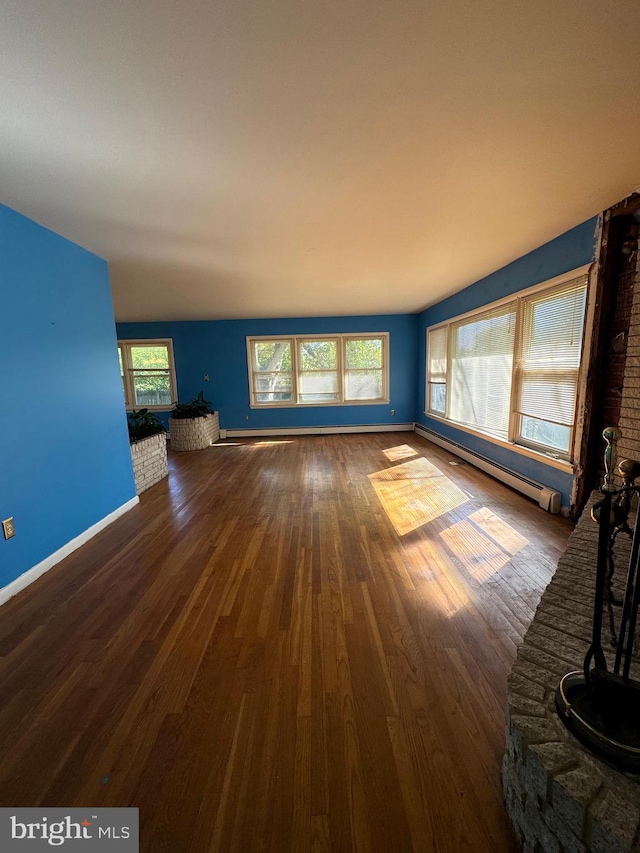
[[425, 265, 590, 466], [297, 336, 341, 404], [118, 338, 178, 412], [247, 332, 390, 408]]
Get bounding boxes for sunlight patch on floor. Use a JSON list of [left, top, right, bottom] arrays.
[[439, 519, 511, 583], [248, 440, 295, 447], [406, 538, 471, 616], [468, 507, 529, 555], [368, 457, 469, 535], [382, 444, 419, 462]]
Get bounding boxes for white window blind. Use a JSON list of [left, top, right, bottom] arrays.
[[449, 304, 517, 439], [427, 327, 448, 414], [515, 276, 587, 454]]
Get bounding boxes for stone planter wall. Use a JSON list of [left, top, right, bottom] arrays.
[[130, 432, 169, 495], [169, 412, 220, 451], [503, 494, 640, 853]]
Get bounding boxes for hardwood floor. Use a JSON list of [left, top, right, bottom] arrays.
[[0, 432, 572, 852]]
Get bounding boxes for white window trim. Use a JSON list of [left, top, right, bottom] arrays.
[[425, 264, 591, 468], [118, 338, 178, 412], [247, 332, 390, 408]]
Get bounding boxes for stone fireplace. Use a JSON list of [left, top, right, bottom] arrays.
[[503, 197, 640, 852]]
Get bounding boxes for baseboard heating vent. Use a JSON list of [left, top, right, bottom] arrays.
[[414, 424, 561, 513]]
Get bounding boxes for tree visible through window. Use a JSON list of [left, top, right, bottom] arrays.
[[247, 334, 389, 406], [118, 340, 177, 410]]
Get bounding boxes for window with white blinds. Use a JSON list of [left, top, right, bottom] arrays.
[[427, 326, 447, 414], [514, 276, 588, 454], [425, 269, 588, 460], [449, 305, 516, 440]]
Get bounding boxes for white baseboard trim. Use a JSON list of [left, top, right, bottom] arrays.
[[222, 423, 414, 438], [0, 496, 140, 608]]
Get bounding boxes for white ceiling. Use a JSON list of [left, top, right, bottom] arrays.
[[1, 1, 640, 322]]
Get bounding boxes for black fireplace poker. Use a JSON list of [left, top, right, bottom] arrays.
[[556, 427, 640, 773]]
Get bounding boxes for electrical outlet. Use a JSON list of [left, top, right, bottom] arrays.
[[2, 517, 15, 540], [390, 409, 395, 416], [203, 374, 209, 381]]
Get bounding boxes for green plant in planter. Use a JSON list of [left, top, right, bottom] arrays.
[[171, 391, 214, 420], [127, 409, 166, 443]]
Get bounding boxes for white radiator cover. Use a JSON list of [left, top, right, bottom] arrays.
[[414, 424, 561, 513]]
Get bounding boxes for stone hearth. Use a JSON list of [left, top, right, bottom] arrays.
[[503, 494, 640, 853]]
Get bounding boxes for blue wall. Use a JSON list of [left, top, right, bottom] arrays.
[[0, 204, 136, 590], [117, 314, 418, 431], [117, 216, 600, 508], [416, 217, 601, 506]]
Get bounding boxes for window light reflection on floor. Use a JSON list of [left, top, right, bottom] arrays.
[[439, 519, 511, 584], [368, 457, 469, 535], [404, 537, 471, 617], [468, 507, 529, 555], [382, 444, 419, 462], [251, 440, 295, 447], [214, 440, 295, 448]]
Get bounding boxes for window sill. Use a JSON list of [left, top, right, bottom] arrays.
[[422, 412, 574, 474], [250, 399, 390, 409], [126, 406, 173, 413]]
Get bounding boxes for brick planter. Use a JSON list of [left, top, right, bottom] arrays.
[[130, 432, 168, 495], [503, 493, 640, 853], [169, 412, 220, 451]]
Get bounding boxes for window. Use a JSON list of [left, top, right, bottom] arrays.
[[247, 333, 389, 406], [251, 339, 294, 403], [515, 279, 587, 455], [344, 336, 385, 401], [118, 339, 178, 410], [426, 269, 588, 460], [426, 326, 447, 415], [298, 338, 339, 403]]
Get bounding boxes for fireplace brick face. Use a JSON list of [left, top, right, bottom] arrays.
[[612, 224, 640, 464], [503, 494, 640, 852]]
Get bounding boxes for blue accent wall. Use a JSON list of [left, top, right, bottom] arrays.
[[117, 314, 418, 431], [0, 204, 136, 590], [416, 217, 601, 506]]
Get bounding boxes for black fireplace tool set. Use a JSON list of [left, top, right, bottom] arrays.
[[556, 427, 640, 772]]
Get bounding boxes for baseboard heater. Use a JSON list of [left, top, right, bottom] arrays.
[[221, 423, 414, 439], [414, 423, 561, 514]]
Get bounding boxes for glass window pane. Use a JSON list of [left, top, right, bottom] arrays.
[[518, 372, 578, 425], [516, 278, 587, 454], [521, 285, 586, 370], [255, 372, 293, 402], [449, 306, 516, 439], [520, 416, 571, 454], [429, 383, 446, 414], [133, 372, 172, 406], [345, 339, 382, 370], [118, 347, 126, 400], [130, 345, 170, 370], [254, 341, 292, 372], [428, 328, 448, 383], [299, 340, 337, 370], [345, 370, 383, 400]]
